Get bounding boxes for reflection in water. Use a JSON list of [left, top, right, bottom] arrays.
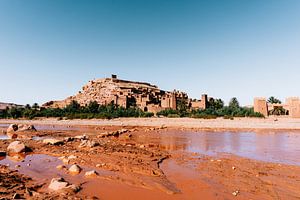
[[0, 135, 9, 140], [135, 131, 300, 166]]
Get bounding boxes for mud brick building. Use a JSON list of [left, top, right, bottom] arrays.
[[254, 97, 300, 118], [44, 75, 208, 113]]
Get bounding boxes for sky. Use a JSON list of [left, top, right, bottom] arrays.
[[1, 0, 300, 106]]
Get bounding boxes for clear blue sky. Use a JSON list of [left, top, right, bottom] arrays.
[[1, 0, 300, 106]]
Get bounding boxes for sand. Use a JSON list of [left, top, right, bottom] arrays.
[[1, 116, 300, 131]]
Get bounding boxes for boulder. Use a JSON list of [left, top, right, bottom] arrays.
[[7, 141, 26, 154], [68, 164, 82, 174], [79, 140, 99, 148], [6, 124, 37, 139], [48, 178, 80, 193], [7, 124, 18, 132], [43, 139, 64, 145], [85, 170, 98, 177], [7, 124, 36, 132], [17, 124, 36, 132]]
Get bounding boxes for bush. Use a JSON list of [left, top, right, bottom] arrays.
[[167, 114, 180, 118]]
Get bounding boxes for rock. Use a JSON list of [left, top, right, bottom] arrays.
[[62, 158, 70, 164], [43, 139, 64, 145], [48, 178, 69, 191], [139, 145, 145, 148], [64, 137, 74, 142], [125, 134, 132, 139], [74, 135, 88, 140], [17, 124, 36, 132], [232, 190, 239, 196], [7, 154, 26, 162], [48, 177, 80, 193], [12, 193, 22, 199], [119, 129, 128, 134], [7, 124, 36, 139], [56, 165, 66, 170], [232, 166, 236, 170], [7, 124, 36, 133], [68, 164, 82, 174], [79, 140, 99, 148], [7, 124, 18, 132], [85, 170, 98, 177], [68, 155, 77, 160], [7, 141, 26, 154]]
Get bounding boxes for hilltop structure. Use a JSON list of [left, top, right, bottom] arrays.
[[254, 97, 300, 118], [43, 75, 209, 113]]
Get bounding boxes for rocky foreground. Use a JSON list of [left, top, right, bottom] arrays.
[[0, 124, 172, 199], [0, 121, 300, 199]]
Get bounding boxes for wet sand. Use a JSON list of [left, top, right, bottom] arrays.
[[0, 119, 300, 199]]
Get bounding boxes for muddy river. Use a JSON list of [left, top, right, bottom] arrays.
[[1, 124, 300, 199], [133, 130, 300, 166]]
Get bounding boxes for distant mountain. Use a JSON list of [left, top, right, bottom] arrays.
[[0, 102, 23, 110]]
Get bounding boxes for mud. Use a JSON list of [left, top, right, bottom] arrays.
[[0, 123, 300, 199]]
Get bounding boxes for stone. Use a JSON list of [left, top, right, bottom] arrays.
[[62, 158, 70, 164], [7, 124, 18, 132], [0, 151, 6, 156], [7, 141, 26, 154], [17, 124, 36, 132], [85, 170, 98, 177], [119, 129, 128, 134], [68, 164, 82, 174], [64, 137, 74, 142], [48, 177, 80, 193], [79, 140, 99, 148], [232, 190, 239, 196], [68, 155, 77, 160], [43, 139, 64, 145], [74, 135, 88, 140], [56, 165, 66, 170], [48, 178, 68, 191]]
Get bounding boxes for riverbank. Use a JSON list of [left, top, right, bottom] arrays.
[[0, 121, 300, 199], [1, 116, 300, 131]]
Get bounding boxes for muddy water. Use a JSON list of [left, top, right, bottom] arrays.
[[134, 131, 300, 166]]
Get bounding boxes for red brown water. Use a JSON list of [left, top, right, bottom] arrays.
[[134, 130, 300, 166], [1, 125, 300, 199]]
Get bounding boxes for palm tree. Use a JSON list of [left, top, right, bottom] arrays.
[[268, 96, 281, 104]]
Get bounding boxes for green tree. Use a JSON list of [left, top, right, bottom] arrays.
[[87, 101, 99, 113], [64, 100, 81, 113], [8, 107, 22, 119], [268, 96, 282, 104], [207, 98, 224, 110], [32, 103, 39, 110], [229, 97, 240, 109]]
